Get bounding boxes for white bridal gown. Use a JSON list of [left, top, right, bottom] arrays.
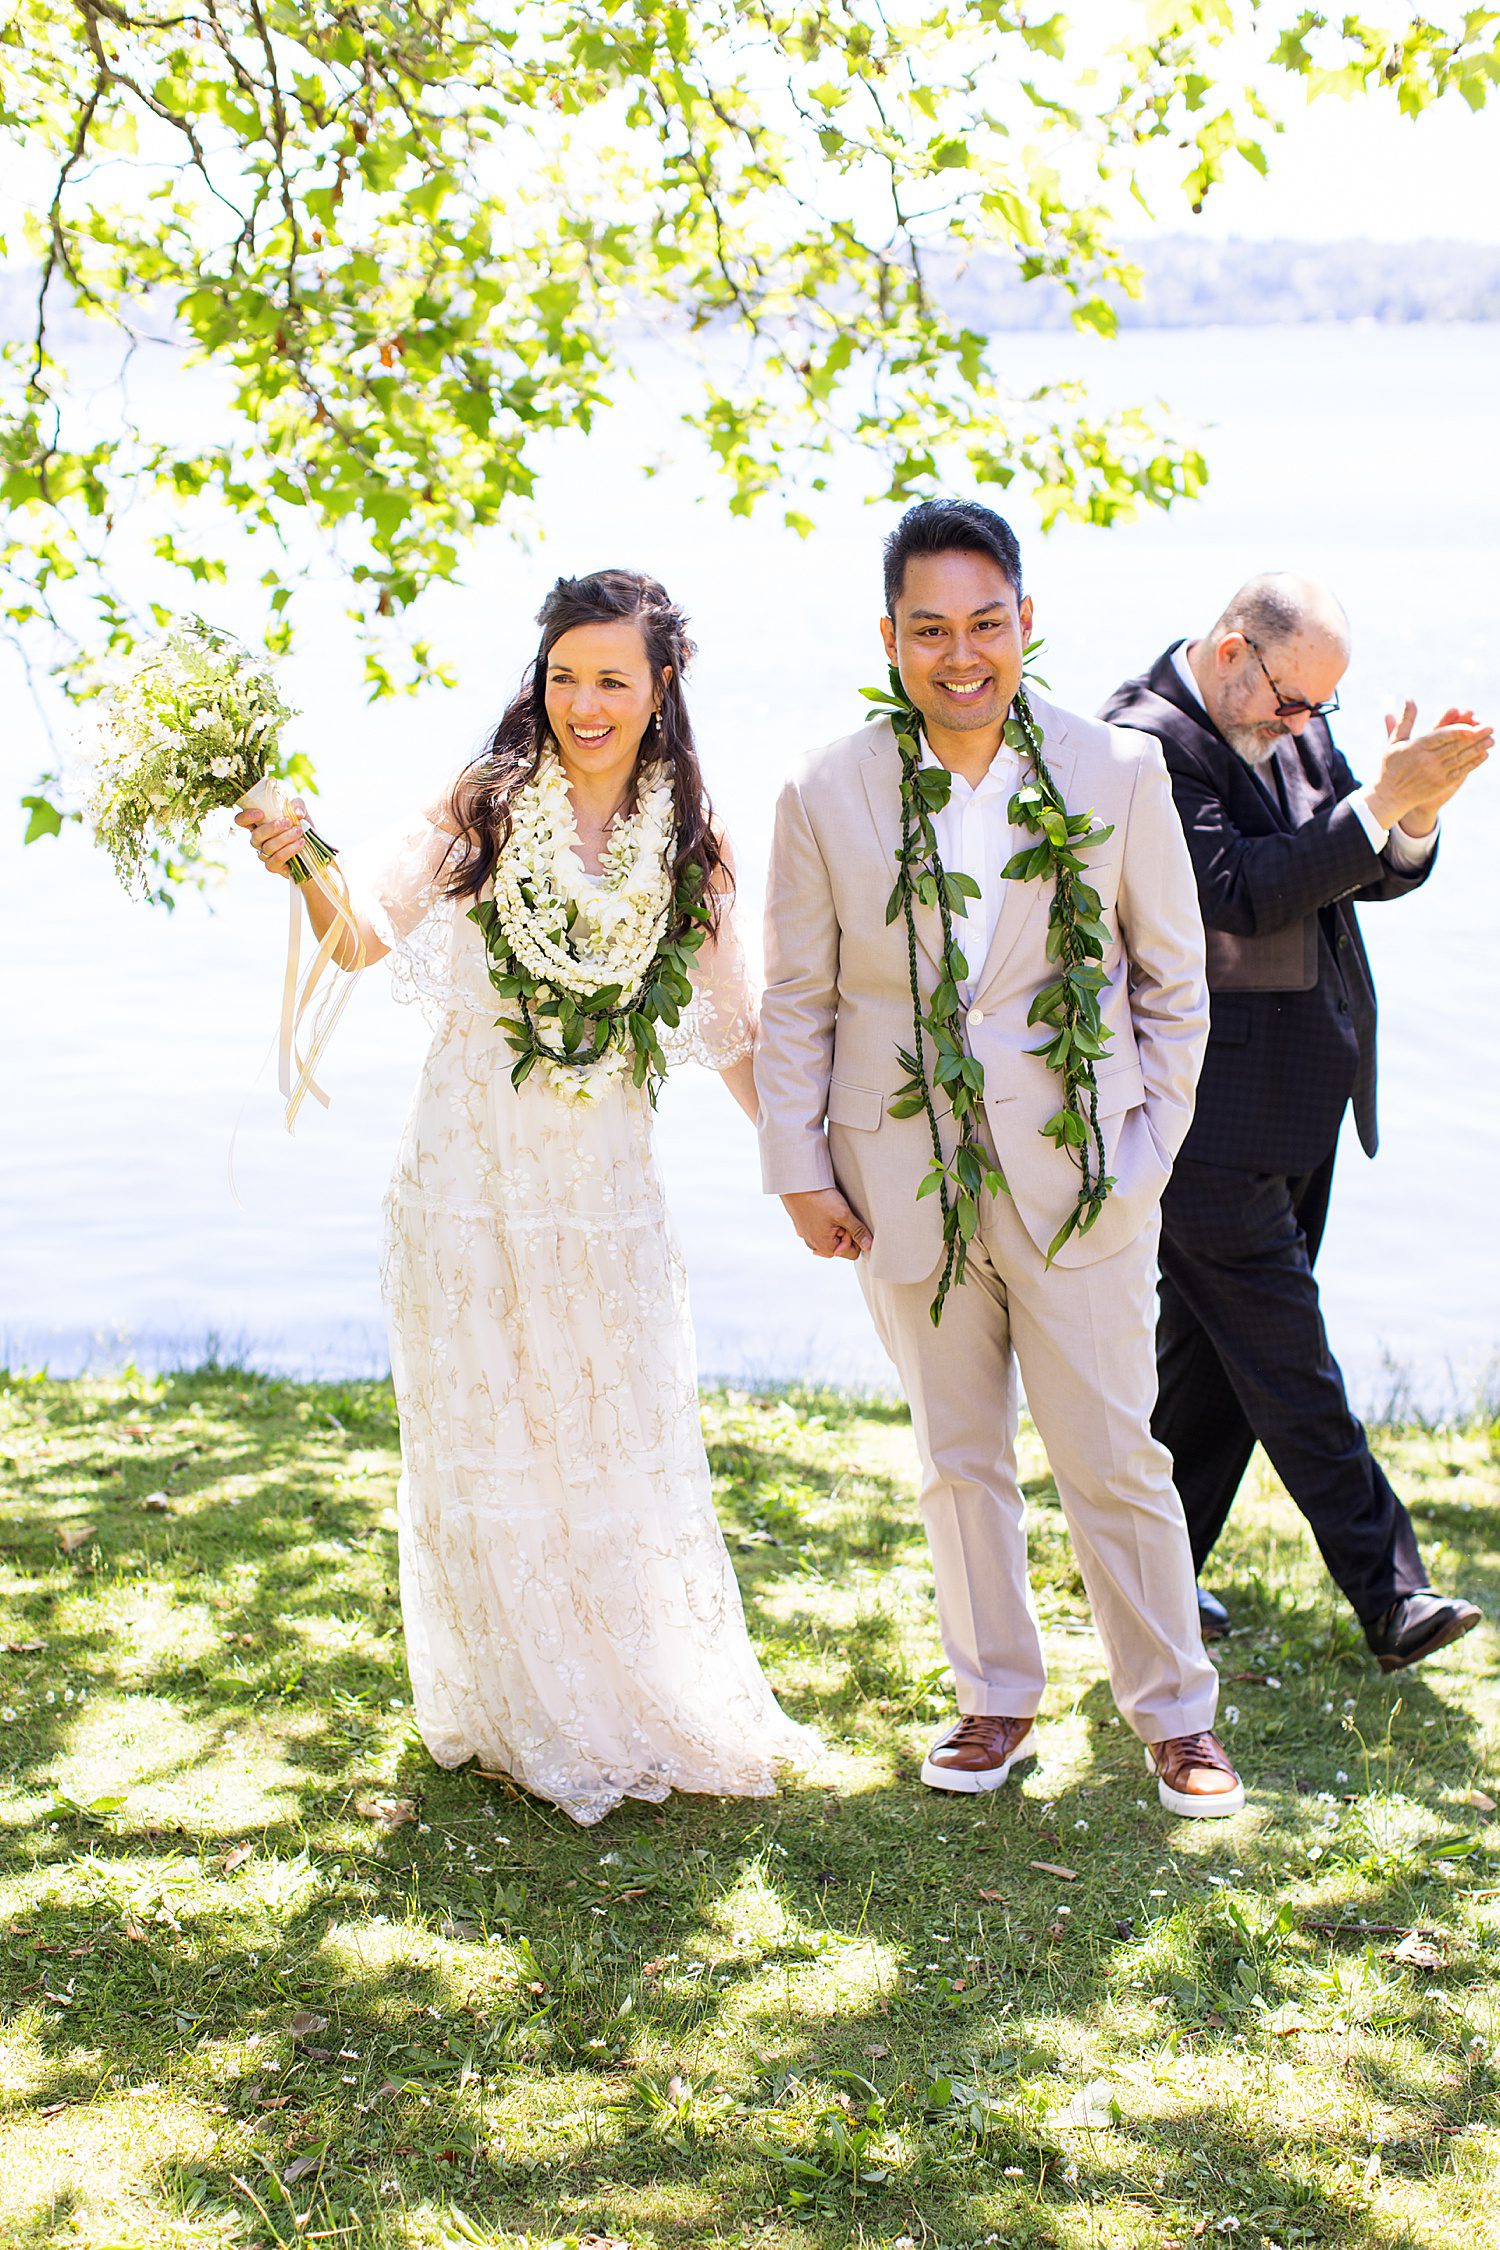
[[344, 804, 811, 1824]]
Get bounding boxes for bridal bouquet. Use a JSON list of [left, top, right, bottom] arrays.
[[80, 614, 360, 1131], [79, 615, 332, 898]]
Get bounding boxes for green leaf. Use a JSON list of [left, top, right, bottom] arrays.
[[1045, 1209, 1081, 1263], [21, 795, 62, 844]]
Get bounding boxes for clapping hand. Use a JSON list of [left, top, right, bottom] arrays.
[[781, 1186, 874, 1261], [1367, 702, 1490, 837]]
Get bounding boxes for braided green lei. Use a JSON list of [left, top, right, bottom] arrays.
[[861, 662, 1118, 1322]]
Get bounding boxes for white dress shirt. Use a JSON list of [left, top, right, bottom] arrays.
[[1169, 640, 1436, 872], [920, 735, 1020, 1005]]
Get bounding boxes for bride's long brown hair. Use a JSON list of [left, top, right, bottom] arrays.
[[443, 569, 730, 932]]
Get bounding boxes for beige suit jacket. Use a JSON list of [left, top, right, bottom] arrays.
[[756, 689, 1209, 1280]]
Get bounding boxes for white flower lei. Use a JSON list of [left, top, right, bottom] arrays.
[[491, 749, 677, 1100]]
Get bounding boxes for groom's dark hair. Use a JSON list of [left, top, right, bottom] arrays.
[[883, 498, 1023, 615]]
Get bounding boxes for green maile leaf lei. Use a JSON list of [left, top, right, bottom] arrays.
[[468, 871, 712, 1107], [859, 654, 1118, 1323]]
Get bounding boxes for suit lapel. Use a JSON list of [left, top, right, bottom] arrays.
[[1272, 736, 1315, 828], [1144, 646, 1293, 832], [858, 722, 945, 977], [970, 701, 1078, 1009]]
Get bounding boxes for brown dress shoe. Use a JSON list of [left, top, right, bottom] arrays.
[[1146, 1730, 1245, 1819], [921, 1713, 1035, 1794]]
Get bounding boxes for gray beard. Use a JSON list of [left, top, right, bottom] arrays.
[[1223, 722, 1289, 768]]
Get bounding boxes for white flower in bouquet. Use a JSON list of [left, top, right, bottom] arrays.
[[76, 614, 331, 899]]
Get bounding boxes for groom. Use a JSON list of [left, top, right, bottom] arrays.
[[756, 498, 1243, 1816]]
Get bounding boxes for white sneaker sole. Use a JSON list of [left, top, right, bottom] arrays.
[[1145, 1744, 1245, 1818], [921, 1744, 1032, 1794]]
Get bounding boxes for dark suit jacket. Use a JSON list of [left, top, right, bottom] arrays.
[[1100, 643, 1434, 1174]]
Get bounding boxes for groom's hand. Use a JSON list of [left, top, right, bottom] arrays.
[[781, 1187, 873, 1261]]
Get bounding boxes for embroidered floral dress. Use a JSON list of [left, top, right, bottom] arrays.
[[342, 795, 810, 1825]]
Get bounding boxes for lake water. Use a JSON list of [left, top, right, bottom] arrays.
[[4, 322, 1499, 1410]]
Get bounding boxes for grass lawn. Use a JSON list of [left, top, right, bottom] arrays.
[[1, 1365, 1497, 2250]]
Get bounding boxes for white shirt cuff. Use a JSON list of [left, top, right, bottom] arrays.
[[1384, 816, 1440, 872], [1351, 790, 1439, 869], [1350, 790, 1390, 853]]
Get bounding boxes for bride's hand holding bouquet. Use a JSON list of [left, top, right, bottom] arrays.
[[79, 614, 364, 1125]]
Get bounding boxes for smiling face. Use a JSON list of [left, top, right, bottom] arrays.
[[879, 548, 1034, 755], [542, 618, 665, 786]]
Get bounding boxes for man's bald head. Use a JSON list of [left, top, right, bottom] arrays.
[[1191, 573, 1350, 764], [1212, 573, 1350, 666]]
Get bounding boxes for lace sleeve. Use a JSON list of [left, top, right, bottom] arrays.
[[339, 804, 476, 1027], [662, 880, 758, 1072]]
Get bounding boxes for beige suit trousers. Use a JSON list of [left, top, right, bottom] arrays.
[[858, 1151, 1218, 1743]]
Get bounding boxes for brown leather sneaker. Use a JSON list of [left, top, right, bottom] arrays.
[[921, 1713, 1035, 1794], [1146, 1730, 1245, 1819]]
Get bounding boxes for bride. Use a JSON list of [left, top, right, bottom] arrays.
[[238, 568, 811, 1824]]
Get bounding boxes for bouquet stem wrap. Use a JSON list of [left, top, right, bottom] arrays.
[[238, 776, 365, 1131]]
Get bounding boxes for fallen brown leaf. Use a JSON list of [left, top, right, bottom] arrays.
[[281, 2150, 325, 2186], [865, 2042, 890, 2060], [56, 1523, 97, 1555], [221, 1843, 255, 1876], [354, 1792, 416, 1830], [121, 1918, 147, 1942], [39, 2101, 71, 2119], [257, 2095, 292, 2111], [977, 1887, 1004, 1902], [1464, 1789, 1497, 1814], [438, 1916, 480, 1942], [3, 1640, 44, 1655], [289, 2009, 329, 2041], [1029, 1860, 1078, 1882]]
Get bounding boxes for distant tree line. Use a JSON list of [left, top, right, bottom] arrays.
[[946, 236, 1500, 330]]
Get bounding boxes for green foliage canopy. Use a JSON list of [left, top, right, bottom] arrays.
[[5, 0, 1498, 867]]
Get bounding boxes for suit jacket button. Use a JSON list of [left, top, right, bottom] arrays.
[[969, 1007, 985, 1026]]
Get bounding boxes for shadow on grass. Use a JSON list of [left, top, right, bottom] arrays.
[[1, 1371, 1497, 2247]]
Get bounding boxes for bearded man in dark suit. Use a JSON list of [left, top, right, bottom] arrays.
[[1102, 574, 1490, 1672]]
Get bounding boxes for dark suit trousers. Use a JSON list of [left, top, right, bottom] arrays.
[[1153, 1149, 1426, 1624]]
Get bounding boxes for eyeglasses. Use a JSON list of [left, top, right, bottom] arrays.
[[1243, 636, 1340, 722]]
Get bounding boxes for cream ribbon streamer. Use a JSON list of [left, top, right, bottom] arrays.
[[238, 776, 366, 1131]]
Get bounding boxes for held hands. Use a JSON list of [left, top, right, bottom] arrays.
[[1366, 702, 1490, 838], [236, 797, 311, 877], [782, 1186, 874, 1262]]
